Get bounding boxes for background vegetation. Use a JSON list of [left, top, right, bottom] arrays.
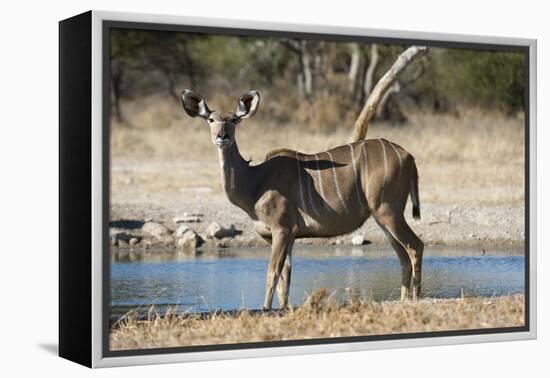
[[110, 28, 525, 130]]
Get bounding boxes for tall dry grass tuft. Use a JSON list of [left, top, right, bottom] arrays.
[[110, 291, 525, 351]]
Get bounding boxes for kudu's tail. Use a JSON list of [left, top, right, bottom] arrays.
[[410, 160, 421, 220]]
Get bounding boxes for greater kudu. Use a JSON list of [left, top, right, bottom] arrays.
[[181, 90, 423, 310]]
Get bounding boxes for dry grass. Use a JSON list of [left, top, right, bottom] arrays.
[[111, 96, 524, 162], [110, 290, 525, 351], [110, 95, 525, 206]]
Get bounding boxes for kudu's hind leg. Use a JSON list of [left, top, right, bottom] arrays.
[[377, 220, 412, 301], [374, 206, 424, 301], [408, 229, 424, 300], [389, 218, 423, 300], [263, 228, 294, 311]]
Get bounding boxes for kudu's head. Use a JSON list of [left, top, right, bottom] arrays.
[[181, 90, 260, 149]]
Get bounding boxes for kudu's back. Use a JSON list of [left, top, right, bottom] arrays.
[[261, 138, 420, 238]]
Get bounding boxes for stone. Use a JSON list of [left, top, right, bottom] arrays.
[[177, 229, 204, 249], [142, 221, 170, 239], [173, 212, 203, 223], [110, 230, 140, 247], [206, 222, 239, 239], [109, 227, 124, 238], [174, 224, 190, 237], [351, 234, 366, 246]]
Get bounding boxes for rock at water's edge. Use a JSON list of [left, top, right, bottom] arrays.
[[142, 221, 170, 239], [352, 234, 366, 246], [206, 222, 239, 239], [177, 229, 204, 249]]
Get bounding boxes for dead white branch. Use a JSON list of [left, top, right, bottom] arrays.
[[351, 45, 429, 142]]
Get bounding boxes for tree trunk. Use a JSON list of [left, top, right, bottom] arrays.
[[282, 39, 314, 101], [162, 67, 179, 102], [182, 41, 197, 89], [348, 43, 361, 96], [363, 44, 379, 99], [376, 81, 401, 118], [111, 61, 124, 123], [300, 40, 313, 100], [351, 46, 428, 142]]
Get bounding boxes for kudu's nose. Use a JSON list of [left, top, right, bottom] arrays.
[[215, 127, 231, 148], [217, 131, 229, 140]]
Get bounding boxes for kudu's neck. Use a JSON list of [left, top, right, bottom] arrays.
[[217, 142, 256, 213]]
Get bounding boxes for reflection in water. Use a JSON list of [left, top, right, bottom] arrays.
[[110, 245, 524, 317]]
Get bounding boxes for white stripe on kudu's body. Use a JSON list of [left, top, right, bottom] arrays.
[[347, 143, 364, 206], [181, 90, 423, 311], [379, 139, 388, 203], [295, 152, 307, 213], [314, 153, 331, 212], [325, 150, 350, 214], [361, 144, 369, 201], [389, 142, 403, 185], [304, 162, 321, 219]]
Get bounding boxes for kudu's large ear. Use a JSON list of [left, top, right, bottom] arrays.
[[181, 90, 212, 119], [235, 91, 260, 120]]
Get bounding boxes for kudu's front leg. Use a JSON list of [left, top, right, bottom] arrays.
[[276, 241, 293, 309], [263, 228, 294, 311]]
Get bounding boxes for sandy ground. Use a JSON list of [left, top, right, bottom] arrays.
[[110, 292, 525, 350], [110, 180, 524, 249]]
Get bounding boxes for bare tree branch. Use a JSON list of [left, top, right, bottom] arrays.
[[351, 46, 429, 142]]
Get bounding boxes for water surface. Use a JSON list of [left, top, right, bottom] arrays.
[[110, 245, 524, 318]]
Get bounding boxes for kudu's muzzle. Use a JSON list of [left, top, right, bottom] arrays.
[[215, 127, 231, 148]]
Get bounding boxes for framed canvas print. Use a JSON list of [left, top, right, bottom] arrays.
[[59, 10, 537, 368]]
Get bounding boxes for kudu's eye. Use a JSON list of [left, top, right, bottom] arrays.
[[208, 118, 214, 123]]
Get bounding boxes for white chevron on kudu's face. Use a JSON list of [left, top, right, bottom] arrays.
[[181, 90, 424, 311]]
